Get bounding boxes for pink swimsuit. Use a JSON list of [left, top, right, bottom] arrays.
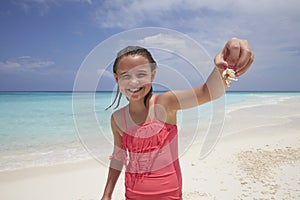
[[114, 95, 182, 200]]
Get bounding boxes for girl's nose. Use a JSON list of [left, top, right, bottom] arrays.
[[130, 77, 139, 85]]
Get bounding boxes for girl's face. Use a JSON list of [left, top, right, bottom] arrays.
[[114, 55, 156, 102]]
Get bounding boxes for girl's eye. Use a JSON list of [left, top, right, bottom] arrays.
[[137, 73, 147, 78], [121, 74, 130, 79]]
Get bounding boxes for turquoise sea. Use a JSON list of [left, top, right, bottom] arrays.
[[0, 91, 299, 172]]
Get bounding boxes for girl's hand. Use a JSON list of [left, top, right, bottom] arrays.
[[214, 38, 254, 77]]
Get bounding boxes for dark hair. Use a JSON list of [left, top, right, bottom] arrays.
[[106, 46, 157, 110]]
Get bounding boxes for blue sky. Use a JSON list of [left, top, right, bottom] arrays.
[[0, 0, 299, 91]]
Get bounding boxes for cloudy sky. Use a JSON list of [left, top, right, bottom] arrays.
[[0, 0, 299, 91]]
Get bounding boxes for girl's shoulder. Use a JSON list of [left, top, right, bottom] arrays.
[[111, 105, 128, 132], [111, 105, 128, 117], [153, 91, 174, 106]]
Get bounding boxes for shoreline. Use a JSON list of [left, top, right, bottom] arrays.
[[1, 92, 299, 172]]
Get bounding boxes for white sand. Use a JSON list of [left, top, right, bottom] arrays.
[[1, 97, 299, 200]]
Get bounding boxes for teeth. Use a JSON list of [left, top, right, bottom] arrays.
[[128, 88, 142, 93]]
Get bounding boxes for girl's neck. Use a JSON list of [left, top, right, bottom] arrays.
[[128, 100, 148, 113], [128, 93, 152, 113], [127, 100, 149, 125]]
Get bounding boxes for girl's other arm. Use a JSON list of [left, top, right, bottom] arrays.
[[162, 38, 254, 110], [101, 116, 124, 200]]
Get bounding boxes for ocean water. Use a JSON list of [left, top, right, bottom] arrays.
[[0, 91, 299, 172]]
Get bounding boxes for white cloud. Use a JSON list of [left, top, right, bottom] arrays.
[[91, 0, 299, 28], [0, 56, 55, 71], [137, 33, 212, 85], [138, 33, 187, 50], [137, 33, 212, 77], [90, 0, 300, 90], [112, 31, 213, 76], [91, 0, 300, 63]]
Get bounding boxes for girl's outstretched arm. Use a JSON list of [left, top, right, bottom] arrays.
[[101, 116, 124, 200], [161, 38, 254, 110]]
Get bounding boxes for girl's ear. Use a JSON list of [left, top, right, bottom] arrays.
[[114, 73, 118, 83], [151, 70, 156, 82]]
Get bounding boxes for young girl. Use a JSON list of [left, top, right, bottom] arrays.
[[101, 38, 254, 200]]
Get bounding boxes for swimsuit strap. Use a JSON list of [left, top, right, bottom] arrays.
[[121, 107, 128, 130], [153, 94, 159, 120]]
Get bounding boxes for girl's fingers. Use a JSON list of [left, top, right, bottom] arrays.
[[236, 40, 250, 67], [214, 48, 227, 69], [225, 38, 241, 66], [236, 52, 254, 77], [235, 39, 254, 76]]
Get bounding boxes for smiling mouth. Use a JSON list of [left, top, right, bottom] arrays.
[[127, 87, 143, 94]]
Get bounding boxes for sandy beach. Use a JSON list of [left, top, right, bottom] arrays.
[[0, 95, 299, 200]]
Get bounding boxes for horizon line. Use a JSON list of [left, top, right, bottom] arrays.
[[0, 90, 300, 93]]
